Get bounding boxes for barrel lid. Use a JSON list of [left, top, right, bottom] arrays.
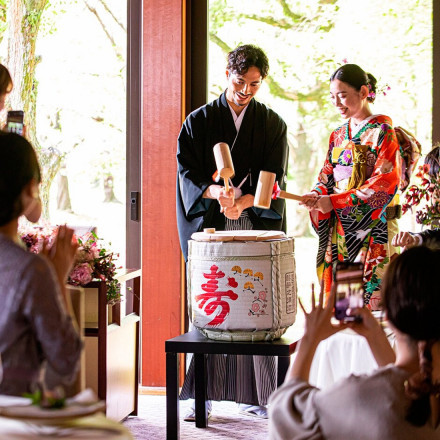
[[190, 229, 286, 242]]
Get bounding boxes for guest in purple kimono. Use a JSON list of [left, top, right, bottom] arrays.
[[0, 133, 82, 395]]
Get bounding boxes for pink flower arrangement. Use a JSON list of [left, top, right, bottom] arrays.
[[20, 225, 55, 253], [69, 263, 93, 286], [402, 164, 440, 226], [19, 226, 122, 304]]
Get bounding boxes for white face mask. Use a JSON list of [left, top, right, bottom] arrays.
[[21, 180, 42, 223]]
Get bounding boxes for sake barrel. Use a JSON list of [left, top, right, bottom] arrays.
[[187, 230, 297, 342]]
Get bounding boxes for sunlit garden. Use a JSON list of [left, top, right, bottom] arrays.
[[0, 0, 433, 304]]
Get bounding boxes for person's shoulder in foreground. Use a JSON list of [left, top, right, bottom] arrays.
[[269, 246, 440, 440]]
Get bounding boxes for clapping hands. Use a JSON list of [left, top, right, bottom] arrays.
[[42, 225, 78, 284]]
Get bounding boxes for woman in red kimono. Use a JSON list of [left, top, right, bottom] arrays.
[[302, 64, 400, 309]]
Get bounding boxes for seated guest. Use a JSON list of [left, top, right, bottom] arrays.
[[269, 246, 440, 439], [393, 145, 440, 249], [0, 133, 82, 395]]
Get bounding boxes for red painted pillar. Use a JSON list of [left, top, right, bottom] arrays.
[[141, 0, 184, 386]]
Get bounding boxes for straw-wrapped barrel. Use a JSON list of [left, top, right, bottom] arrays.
[[187, 230, 297, 341]]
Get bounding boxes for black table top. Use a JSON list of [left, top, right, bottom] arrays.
[[165, 329, 300, 356]]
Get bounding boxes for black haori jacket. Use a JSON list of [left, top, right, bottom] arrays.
[[176, 91, 289, 260]]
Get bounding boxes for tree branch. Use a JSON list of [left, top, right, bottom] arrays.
[[277, 0, 303, 22], [209, 32, 232, 54], [84, 0, 115, 46], [83, 0, 123, 61], [210, 33, 299, 101], [97, 0, 126, 32], [264, 76, 298, 100], [237, 13, 294, 30]]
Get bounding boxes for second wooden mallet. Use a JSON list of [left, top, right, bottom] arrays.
[[254, 170, 303, 209]]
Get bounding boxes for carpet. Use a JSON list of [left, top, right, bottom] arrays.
[[123, 395, 269, 440]]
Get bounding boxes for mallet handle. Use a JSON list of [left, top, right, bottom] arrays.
[[279, 190, 303, 202]]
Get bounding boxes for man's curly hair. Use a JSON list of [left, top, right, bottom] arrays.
[[226, 45, 269, 79]]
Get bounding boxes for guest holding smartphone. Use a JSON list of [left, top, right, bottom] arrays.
[[269, 246, 440, 439], [0, 63, 26, 137]]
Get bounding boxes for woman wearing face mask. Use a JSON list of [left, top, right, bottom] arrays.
[[301, 64, 400, 309], [0, 133, 82, 395]]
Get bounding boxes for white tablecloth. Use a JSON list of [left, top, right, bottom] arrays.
[[308, 328, 380, 389]]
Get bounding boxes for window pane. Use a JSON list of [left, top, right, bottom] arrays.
[[35, 0, 127, 265]]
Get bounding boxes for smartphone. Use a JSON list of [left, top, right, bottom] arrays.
[[334, 261, 364, 322], [7, 110, 24, 135]]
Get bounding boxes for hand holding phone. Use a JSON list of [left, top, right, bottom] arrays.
[[334, 262, 364, 322], [7, 110, 24, 135]]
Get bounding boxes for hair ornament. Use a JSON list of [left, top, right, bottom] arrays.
[[372, 82, 391, 99], [367, 83, 375, 99], [337, 58, 390, 98]]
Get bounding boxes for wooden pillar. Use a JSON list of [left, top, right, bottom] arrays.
[[433, 0, 440, 144], [141, 0, 183, 386]]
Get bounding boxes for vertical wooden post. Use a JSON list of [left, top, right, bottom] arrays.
[[97, 281, 108, 400], [433, 0, 440, 144], [141, 0, 184, 386]]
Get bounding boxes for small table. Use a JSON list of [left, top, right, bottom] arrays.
[[165, 330, 300, 440]]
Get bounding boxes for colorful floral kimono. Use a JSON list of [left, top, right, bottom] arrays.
[[311, 115, 400, 308]]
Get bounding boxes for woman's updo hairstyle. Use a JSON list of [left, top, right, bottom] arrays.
[[330, 63, 377, 103], [382, 246, 440, 341], [0, 133, 41, 226]]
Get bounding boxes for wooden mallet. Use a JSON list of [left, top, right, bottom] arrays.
[[213, 142, 234, 192], [254, 170, 303, 209]]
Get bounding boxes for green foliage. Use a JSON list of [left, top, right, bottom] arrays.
[[3, 0, 126, 222], [209, 0, 342, 234], [0, 1, 7, 41], [22, 1, 50, 37], [23, 387, 65, 409]]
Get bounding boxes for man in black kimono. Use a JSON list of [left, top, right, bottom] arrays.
[[176, 44, 289, 420]]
